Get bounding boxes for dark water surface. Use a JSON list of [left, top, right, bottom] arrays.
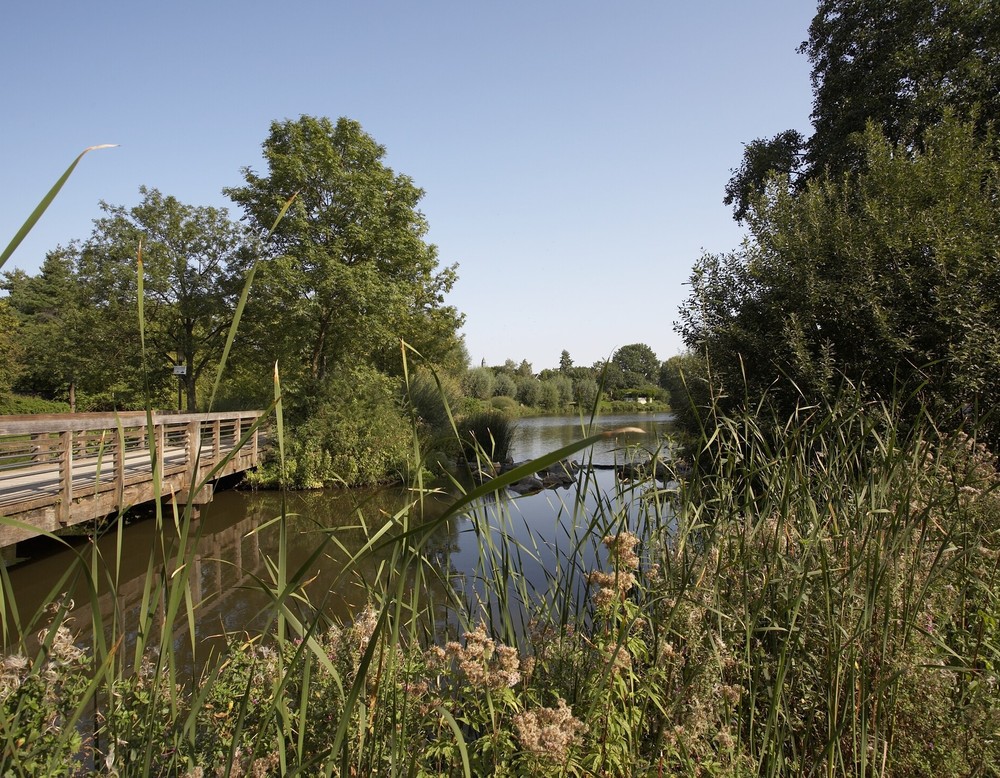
[[3, 413, 673, 659]]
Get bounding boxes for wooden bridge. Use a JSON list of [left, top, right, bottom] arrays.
[[0, 411, 263, 552]]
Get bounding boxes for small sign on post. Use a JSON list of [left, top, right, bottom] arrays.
[[173, 365, 187, 376]]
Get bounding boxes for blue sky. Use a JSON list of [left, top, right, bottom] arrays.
[[2, 1, 815, 371]]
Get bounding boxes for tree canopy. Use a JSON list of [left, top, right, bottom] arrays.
[[3, 190, 253, 411], [689, 0, 1000, 445], [2, 249, 88, 403], [81, 187, 252, 409], [684, 117, 1000, 437], [224, 116, 464, 406], [0, 300, 22, 396], [726, 0, 1000, 221], [611, 343, 661, 388]]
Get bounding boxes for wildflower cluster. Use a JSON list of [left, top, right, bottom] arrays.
[[445, 623, 521, 690], [587, 531, 640, 610], [513, 697, 586, 763]]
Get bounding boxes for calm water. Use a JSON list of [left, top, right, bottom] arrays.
[[3, 412, 674, 658]]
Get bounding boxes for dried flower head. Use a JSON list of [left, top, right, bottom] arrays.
[[603, 532, 640, 570], [587, 567, 636, 610], [349, 605, 378, 654], [445, 624, 522, 690], [514, 698, 586, 762], [37, 624, 85, 666], [0, 653, 29, 702]]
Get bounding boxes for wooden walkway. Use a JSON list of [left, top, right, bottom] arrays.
[[0, 411, 263, 549]]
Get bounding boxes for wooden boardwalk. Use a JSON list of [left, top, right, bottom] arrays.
[[0, 411, 263, 549]]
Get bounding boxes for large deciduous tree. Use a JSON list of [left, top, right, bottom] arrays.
[[726, 0, 1000, 221], [804, 0, 1000, 174], [79, 187, 252, 410], [224, 116, 463, 404], [612, 343, 661, 388]]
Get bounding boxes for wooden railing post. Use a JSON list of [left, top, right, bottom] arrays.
[[213, 420, 221, 465], [59, 430, 72, 525], [187, 420, 201, 486], [115, 425, 125, 510], [155, 421, 165, 485]]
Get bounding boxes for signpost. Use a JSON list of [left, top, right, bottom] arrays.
[[173, 364, 186, 410]]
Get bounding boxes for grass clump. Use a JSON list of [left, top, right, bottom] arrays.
[[459, 408, 518, 466]]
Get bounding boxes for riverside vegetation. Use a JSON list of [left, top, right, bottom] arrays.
[[1, 385, 998, 775], [3, 1, 1000, 771]]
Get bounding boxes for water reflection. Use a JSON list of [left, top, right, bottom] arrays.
[[3, 413, 674, 658], [442, 412, 675, 631], [512, 412, 673, 464]]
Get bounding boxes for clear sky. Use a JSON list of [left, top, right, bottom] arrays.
[[1, 1, 815, 372]]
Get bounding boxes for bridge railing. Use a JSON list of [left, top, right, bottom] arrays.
[[0, 411, 263, 548]]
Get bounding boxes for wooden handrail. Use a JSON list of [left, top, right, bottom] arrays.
[[0, 410, 263, 436], [0, 411, 265, 549]]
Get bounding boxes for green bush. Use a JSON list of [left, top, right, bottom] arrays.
[[492, 372, 517, 398], [464, 366, 495, 400], [515, 376, 542, 407], [0, 393, 71, 414], [249, 365, 411, 488], [490, 395, 518, 414]]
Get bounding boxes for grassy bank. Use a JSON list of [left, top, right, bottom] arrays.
[[2, 388, 998, 775]]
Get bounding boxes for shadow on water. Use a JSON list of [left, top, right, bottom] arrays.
[[4, 487, 458, 669]]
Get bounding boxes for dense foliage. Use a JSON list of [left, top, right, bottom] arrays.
[[2, 117, 471, 485], [725, 0, 1000, 221], [0, 300, 22, 397], [682, 0, 1000, 448], [684, 118, 1000, 435]]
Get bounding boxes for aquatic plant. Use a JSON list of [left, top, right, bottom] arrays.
[[459, 408, 518, 467]]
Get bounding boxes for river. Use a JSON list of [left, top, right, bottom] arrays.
[[2, 412, 674, 661]]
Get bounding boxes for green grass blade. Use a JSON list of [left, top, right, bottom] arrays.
[[1, 144, 117, 270]]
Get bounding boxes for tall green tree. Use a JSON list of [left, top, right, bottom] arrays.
[[726, 0, 1000, 221], [611, 343, 660, 388], [3, 251, 79, 400], [224, 116, 463, 403], [79, 187, 252, 410], [0, 299, 23, 396]]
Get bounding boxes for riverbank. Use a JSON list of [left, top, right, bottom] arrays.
[[2, 402, 997, 775]]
